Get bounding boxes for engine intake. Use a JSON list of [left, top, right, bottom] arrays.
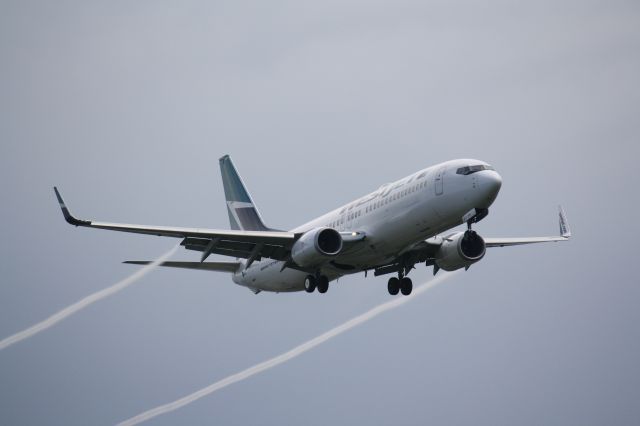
[[291, 227, 343, 267], [435, 230, 486, 271]]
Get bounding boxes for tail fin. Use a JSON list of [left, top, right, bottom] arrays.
[[219, 155, 273, 231]]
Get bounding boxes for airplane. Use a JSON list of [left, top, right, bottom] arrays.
[[54, 155, 571, 296]]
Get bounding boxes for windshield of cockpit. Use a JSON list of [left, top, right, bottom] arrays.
[[456, 164, 495, 175]]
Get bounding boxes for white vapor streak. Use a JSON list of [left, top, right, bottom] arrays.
[[0, 245, 179, 352], [118, 270, 460, 426]]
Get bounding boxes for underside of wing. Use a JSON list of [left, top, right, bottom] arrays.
[[123, 261, 241, 272], [180, 236, 290, 261], [54, 187, 296, 264]]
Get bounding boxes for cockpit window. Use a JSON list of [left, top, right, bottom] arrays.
[[456, 164, 495, 175]]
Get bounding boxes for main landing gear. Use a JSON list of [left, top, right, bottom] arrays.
[[388, 275, 412, 296], [304, 274, 329, 294]]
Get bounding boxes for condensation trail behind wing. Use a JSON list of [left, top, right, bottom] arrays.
[[0, 245, 179, 352], [118, 270, 460, 426]]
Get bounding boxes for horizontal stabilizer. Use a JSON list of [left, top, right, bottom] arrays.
[[124, 261, 240, 273]]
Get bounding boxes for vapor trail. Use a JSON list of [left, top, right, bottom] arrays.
[[0, 245, 179, 352], [118, 270, 460, 426]]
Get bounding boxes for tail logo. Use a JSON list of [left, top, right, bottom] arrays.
[[227, 201, 270, 231]]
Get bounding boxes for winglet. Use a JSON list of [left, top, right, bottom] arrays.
[[53, 187, 91, 226], [559, 205, 571, 238]]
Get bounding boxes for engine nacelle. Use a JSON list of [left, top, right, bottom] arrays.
[[291, 227, 343, 267], [435, 230, 486, 272]]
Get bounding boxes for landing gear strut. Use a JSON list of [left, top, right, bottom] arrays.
[[465, 208, 488, 231]]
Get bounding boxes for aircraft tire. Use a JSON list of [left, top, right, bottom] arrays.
[[400, 277, 413, 295], [317, 275, 329, 293], [304, 275, 316, 293], [388, 277, 400, 295], [317, 276, 329, 293]]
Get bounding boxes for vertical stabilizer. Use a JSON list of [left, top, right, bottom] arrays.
[[219, 155, 273, 231]]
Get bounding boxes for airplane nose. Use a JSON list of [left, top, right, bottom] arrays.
[[477, 170, 502, 206], [486, 170, 502, 194]]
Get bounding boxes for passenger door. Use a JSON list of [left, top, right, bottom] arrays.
[[435, 167, 445, 195]]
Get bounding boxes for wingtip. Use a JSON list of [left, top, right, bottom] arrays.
[[53, 186, 63, 205], [53, 187, 90, 227], [558, 205, 571, 238]]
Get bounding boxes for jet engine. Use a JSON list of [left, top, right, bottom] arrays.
[[435, 230, 486, 271], [291, 227, 343, 267]]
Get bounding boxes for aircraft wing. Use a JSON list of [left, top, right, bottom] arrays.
[[484, 236, 568, 247], [483, 206, 571, 247], [371, 206, 570, 277], [54, 187, 295, 262]]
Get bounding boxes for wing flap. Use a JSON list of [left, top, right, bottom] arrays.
[[180, 237, 289, 261]]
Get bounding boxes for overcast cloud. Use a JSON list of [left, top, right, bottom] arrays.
[[1, 1, 639, 425]]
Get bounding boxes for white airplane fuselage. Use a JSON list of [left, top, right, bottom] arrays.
[[233, 159, 502, 292]]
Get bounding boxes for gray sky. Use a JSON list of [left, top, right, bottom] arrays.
[[1, 1, 639, 425]]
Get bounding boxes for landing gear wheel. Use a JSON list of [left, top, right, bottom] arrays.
[[304, 275, 316, 293], [388, 277, 400, 295], [317, 275, 329, 294], [400, 277, 413, 296]]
